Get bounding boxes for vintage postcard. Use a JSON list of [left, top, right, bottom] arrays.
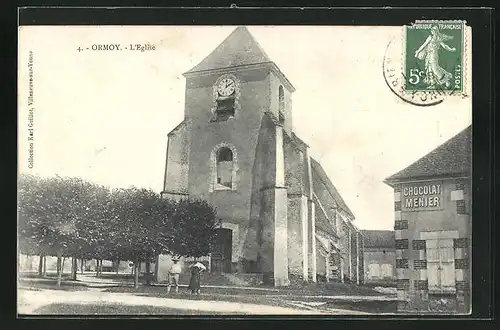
[[17, 23, 472, 316]]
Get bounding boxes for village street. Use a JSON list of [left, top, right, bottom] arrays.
[[17, 274, 398, 316], [18, 287, 370, 315], [18, 287, 382, 315]]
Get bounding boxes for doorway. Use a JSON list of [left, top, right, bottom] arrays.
[[211, 228, 232, 273]]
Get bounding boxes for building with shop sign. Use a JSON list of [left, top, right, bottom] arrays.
[[384, 125, 472, 313]]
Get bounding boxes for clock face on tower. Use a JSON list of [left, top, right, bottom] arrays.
[[217, 78, 236, 97]]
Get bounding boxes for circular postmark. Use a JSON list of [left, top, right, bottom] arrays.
[[383, 38, 445, 107]]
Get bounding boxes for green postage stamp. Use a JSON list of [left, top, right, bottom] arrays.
[[404, 20, 466, 94]]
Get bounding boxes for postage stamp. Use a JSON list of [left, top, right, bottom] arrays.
[[404, 20, 466, 94], [383, 20, 470, 107]]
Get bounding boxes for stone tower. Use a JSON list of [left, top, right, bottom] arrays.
[[163, 26, 295, 286]]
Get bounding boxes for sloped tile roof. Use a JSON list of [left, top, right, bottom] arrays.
[[291, 132, 309, 149], [385, 125, 472, 184], [310, 157, 355, 218], [314, 202, 338, 239], [361, 230, 395, 248], [185, 26, 272, 74]]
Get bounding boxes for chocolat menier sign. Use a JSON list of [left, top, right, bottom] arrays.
[[402, 181, 444, 211]]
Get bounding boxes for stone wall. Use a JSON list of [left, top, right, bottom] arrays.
[[393, 178, 471, 313], [164, 122, 189, 194], [287, 196, 304, 276]]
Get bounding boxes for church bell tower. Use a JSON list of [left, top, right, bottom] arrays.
[[164, 26, 296, 286]]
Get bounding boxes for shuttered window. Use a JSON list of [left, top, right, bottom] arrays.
[[426, 238, 456, 293], [381, 264, 393, 278], [368, 264, 380, 278]]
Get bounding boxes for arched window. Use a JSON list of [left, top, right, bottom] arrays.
[[210, 143, 238, 192], [216, 147, 233, 189], [278, 85, 285, 124]]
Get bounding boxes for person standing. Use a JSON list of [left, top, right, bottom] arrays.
[[167, 258, 182, 294], [188, 262, 206, 295]]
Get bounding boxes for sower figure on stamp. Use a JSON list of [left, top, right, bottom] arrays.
[[188, 261, 206, 295], [414, 25, 456, 89], [166, 258, 182, 294]]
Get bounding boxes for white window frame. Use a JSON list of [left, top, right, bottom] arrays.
[[422, 230, 458, 294]]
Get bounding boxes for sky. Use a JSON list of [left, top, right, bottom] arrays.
[[18, 26, 472, 230]]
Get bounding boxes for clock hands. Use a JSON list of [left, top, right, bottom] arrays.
[[224, 80, 234, 90], [220, 80, 234, 95], [218, 79, 235, 96]]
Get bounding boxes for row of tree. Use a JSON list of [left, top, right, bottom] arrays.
[[18, 174, 219, 287]]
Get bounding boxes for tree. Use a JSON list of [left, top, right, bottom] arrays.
[[18, 174, 219, 289], [18, 175, 104, 286], [45, 176, 91, 286], [72, 182, 114, 277], [168, 199, 219, 258], [18, 174, 46, 276], [112, 187, 173, 288]]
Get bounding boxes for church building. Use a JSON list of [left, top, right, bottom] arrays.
[[158, 26, 362, 286]]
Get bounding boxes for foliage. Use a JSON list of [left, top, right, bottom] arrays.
[[18, 174, 219, 266], [169, 198, 219, 258]]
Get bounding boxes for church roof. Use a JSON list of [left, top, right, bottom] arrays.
[[185, 26, 273, 74], [361, 230, 395, 249], [315, 214, 338, 240], [167, 121, 186, 136], [263, 111, 282, 127], [291, 132, 309, 149], [313, 194, 339, 239], [310, 158, 355, 218], [384, 125, 471, 185]]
